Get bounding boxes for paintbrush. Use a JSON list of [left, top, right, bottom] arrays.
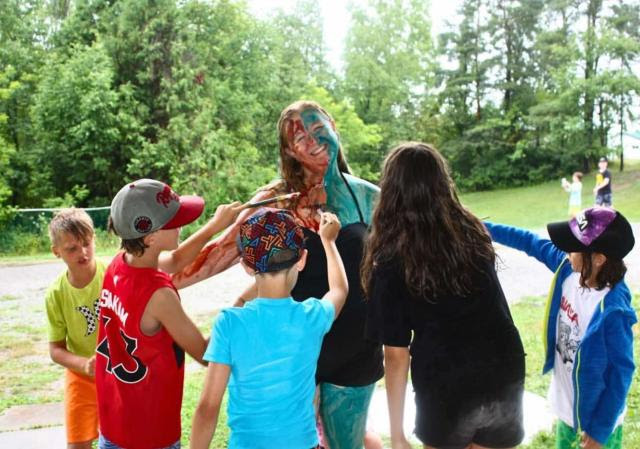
[[245, 192, 301, 208]]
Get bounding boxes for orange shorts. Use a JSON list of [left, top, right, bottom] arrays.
[[64, 369, 98, 443]]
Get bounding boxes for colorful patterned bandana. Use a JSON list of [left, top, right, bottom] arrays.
[[239, 209, 306, 273]]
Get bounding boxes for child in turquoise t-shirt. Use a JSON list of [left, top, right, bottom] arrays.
[[190, 210, 348, 449], [561, 171, 583, 217]]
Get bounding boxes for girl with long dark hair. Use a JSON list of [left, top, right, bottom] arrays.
[[363, 142, 525, 449]]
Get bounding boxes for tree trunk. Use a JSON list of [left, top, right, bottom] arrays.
[[583, 0, 602, 153]]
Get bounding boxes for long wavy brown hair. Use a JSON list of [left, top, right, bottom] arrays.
[[274, 100, 351, 193], [361, 142, 495, 300]]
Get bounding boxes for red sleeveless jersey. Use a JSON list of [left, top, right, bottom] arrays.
[[96, 253, 185, 449]]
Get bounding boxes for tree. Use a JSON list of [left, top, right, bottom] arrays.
[[343, 0, 435, 150], [437, 0, 492, 138], [601, 0, 640, 170], [0, 0, 48, 206], [30, 43, 141, 204]]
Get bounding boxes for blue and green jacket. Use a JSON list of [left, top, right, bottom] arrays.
[[485, 222, 636, 445]]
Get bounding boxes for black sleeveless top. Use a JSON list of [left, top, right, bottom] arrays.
[[291, 222, 384, 386]]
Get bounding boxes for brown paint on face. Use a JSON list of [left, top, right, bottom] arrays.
[[288, 119, 305, 142]]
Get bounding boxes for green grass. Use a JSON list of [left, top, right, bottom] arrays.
[[511, 296, 550, 396], [181, 368, 231, 448], [460, 159, 640, 229]]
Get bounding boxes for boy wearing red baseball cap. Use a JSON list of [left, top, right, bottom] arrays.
[[96, 179, 243, 449]]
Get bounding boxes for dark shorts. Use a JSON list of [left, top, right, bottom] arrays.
[[595, 193, 612, 207], [414, 380, 525, 449]]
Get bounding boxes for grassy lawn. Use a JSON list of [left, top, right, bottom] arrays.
[[0, 298, 63, 411], [460, 160, 640, 229]]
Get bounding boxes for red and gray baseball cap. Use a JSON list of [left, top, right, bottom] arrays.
[[238, 209, 305, 273], [547, 207, 634, 260], [110, 179, 204, 240]]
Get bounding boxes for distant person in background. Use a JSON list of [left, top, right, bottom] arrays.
[[594, 157, 612, 207], [561, 171, 583, 217]]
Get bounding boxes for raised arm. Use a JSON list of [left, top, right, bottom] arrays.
[[484, 221, 566, 272], [171, 189, 278, 289], [159, 201, 244, 275], [318, 212, 348, 318]]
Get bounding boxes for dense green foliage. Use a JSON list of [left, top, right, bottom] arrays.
[[1, 0, 638, 223]]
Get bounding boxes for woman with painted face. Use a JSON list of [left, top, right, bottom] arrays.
[[175, 101, 383, 449]]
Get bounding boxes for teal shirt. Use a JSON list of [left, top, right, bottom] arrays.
[[205, 297, 335, 449]]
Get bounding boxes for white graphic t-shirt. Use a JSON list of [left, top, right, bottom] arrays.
[[548, 272, 622, 427]]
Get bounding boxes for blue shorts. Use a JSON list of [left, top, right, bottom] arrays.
[[595, 193, 612, 207], [98, 434, 180, 449]]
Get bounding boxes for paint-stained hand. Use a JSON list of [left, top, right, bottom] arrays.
[[580, 433, 603, 449], [318, 212, 341, 242]]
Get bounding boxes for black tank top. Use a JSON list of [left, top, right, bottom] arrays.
[[291, 222, 384, 386]]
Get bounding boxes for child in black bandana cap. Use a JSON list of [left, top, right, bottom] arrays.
[[486, 206, 636, 449]]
